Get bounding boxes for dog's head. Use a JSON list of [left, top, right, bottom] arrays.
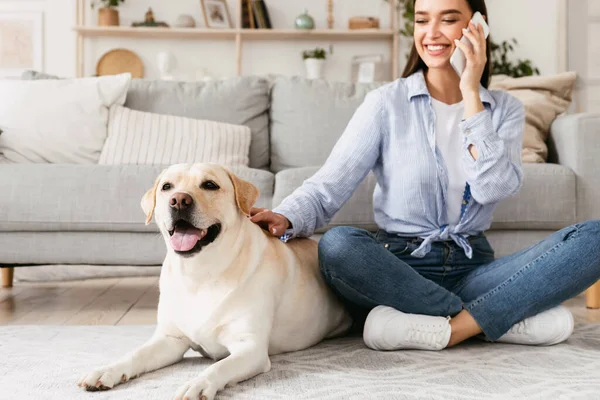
[[141, 163, 259, 258]]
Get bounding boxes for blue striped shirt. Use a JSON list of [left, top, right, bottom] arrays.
[[273, 70, 525, 258]]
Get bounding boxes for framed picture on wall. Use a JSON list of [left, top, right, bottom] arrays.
[[0, 11, 43, 77], [200, 0, 233, 29]]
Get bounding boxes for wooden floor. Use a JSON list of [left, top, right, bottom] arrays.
[[0, 276, 599, 325], [0, 277, 159, 325]]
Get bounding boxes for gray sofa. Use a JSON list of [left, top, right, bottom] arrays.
[[1, 75, 600, 285]]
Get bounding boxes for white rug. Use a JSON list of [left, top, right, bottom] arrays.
[[1, 325, 599, 399]]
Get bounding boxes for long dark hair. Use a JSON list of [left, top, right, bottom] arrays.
[[401, 0, 492, 88]]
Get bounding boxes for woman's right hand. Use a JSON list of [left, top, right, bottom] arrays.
[[249, 207, 291, 237]]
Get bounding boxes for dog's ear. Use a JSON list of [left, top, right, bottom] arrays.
[[141, 171, 165, 225], [226, 169, 259, 216]]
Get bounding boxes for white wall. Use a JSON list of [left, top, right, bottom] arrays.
[[486, 0, 562, 75], [2, 0, 563, 80], [0, 0, 75, 78]]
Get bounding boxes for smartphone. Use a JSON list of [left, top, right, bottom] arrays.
[[449, 11, 490, 77]]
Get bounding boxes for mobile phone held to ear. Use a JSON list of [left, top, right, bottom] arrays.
[[450, 11, 490, 77]]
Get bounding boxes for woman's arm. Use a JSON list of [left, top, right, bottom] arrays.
[[272, 90, 386, 238], [459, 96, 525, 205], [454, 20, 525, 205]]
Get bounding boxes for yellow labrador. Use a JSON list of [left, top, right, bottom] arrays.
[[78, 163, 351, 399]]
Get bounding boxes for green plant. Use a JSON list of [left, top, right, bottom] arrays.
[[490, 38, 540, 78], [384, 0, 414, 37], [302, 47, 327, 60], [91, 0, 124, 9], [398, 0, 414, 37]]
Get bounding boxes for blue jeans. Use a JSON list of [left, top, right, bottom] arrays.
[[318, 220, 600, 340]]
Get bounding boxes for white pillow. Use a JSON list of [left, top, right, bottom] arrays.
[[0, 73, 131, 164], [98, 105, 251, 166]]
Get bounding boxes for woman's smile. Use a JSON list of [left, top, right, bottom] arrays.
[[424, 44, 452, 57]]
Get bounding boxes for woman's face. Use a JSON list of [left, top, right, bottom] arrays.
[[413, 0, 473, 70]]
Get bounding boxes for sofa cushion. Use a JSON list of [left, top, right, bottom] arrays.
[[0, 73, 131, 164], [269, 77, 385, 173], [0, 164, 274, 232], [0, 231, 166, 265], [99, 105, 251, 166], [273, 167, 379, 233], [489, 72, 577, 163], [272, 163, 576, 233], [21, 71, 270, 170], [491, 163, 576, 229], [126, 78, 270, 170]]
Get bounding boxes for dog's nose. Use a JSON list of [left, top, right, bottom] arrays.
[[170, 192, 193, 211]]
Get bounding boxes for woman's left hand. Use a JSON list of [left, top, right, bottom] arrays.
[[454, 21, 487, 95]]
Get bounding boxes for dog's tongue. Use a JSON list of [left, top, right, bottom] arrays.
[[170, 225, 207, 252]]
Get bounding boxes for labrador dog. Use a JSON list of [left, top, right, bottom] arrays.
[[78, 163, 352, 399]]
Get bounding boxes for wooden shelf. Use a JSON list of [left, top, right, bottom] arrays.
[[73, 26, 237, 39], [73, 26, 395, 41], [239, 29, 395, 41]]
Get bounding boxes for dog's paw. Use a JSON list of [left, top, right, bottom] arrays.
[[77, 364, 132, 391], [173, 376, 219, 400]]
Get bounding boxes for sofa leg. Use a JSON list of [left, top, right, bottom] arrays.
[[586, 280, 600, 309], [1, 267, 14, 288]]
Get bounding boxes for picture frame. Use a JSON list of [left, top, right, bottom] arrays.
[[0, 11, 43, 77], [200, 0, 233, 29]]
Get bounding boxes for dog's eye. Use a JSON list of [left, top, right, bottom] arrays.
[[162, 183, 172, 191], [201, 180, 219, 191]]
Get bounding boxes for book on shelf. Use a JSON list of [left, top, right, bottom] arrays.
[[246, 0, 271, 29], [254, 0, 272, 29], [240, 0, 255, 29]]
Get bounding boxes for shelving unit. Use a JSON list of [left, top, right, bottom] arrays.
[[74, 0, 400, 79], [74, 26, 396, 41]]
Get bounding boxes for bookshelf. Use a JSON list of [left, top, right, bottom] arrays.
[[74, 0, 401, 80]]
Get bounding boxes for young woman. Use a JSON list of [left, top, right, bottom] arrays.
[[250, 0, 600, 351]]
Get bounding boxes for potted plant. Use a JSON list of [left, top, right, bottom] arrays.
[[302, 47, 327, 79], [491, 39, 540, 78], [91, 0, 125, 27]]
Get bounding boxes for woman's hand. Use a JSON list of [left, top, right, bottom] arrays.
[[454, 21, 487, 96], [249, 207, 291, 236], [454, 20, 486, 125]]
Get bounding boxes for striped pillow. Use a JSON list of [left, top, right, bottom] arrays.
[[99, 105, 251, 166]]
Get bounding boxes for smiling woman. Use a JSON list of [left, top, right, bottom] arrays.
[[252, 0, 600, 355], [403, 0, 492, 90]]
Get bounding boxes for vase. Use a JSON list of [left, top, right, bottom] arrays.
[[174, 14, 196, 28], [304, 58, 325, 79], [295, 9, 315, 30], [98, 7, 119, 26], [157, 52, 176, 80]]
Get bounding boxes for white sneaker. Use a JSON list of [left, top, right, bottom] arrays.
[[491, 306, 574, 346], [363, 305, 452, 351]]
